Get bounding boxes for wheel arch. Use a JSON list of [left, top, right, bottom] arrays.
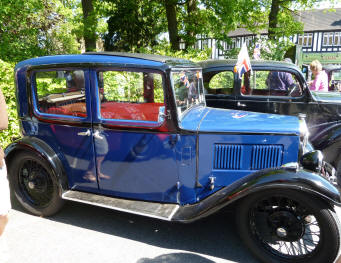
[[237, 183, 336, 211], [5, 137, 69, 192]]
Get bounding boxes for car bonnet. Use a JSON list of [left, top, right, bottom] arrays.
[[180, 106, 300, 135]]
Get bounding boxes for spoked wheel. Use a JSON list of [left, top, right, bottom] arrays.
[[237, 189, 340, 263], [8, 151, 64, 216]]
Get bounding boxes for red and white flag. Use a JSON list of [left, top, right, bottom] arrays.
[[235, 43, 252, 79]]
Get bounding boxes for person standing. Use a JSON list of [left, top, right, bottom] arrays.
[[266, 71, 294, 91], [0, 88, 9, 237], [308, 60, 329, 92]]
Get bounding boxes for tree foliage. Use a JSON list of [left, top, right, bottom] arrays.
[[103, 0, 166, 52], [0, 0, 81, 62], [0, 60, 20, 147], [81, 0, 97, 51]]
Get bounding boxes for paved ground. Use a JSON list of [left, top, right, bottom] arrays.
[[2, 199, 341, 263], [1, 198, 258, 263]]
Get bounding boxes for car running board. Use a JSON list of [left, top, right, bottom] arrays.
[[62, 190, 180, 221]]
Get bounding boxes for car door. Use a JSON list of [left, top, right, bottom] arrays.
[[90, 68, 179, 203], [32, 68, 98, 192]]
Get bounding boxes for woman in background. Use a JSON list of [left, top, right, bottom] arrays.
[[308, 60, 328, 92]]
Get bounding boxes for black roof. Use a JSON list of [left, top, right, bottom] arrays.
[[199, 59, 300, 71]]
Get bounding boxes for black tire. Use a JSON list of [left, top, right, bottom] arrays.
[[236, 189, 340, 263], [8, 151, 65, 216]]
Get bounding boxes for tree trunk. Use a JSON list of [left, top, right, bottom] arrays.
[[81, 0, 97, 52], [164, 0, 179, 51], [185, 0, 197, 49], [268, 0, 280, 40]]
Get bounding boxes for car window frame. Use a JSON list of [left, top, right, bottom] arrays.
[[236, 66, 307, 100], [30, 67, 92, 123], [94, 67, 168, 129]]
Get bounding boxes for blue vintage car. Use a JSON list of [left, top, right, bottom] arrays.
[[6, 53, 341, 263]]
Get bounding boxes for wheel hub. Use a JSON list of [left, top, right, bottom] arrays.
[[276, 227, 287, 238], [268, 211, 305, 242], [28, 181, 35, 189]]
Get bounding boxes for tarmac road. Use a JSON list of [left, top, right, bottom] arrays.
[[2, 198, 258, 263], [2, 199, 341, 263]]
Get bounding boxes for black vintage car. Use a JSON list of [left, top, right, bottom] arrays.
[[199, 59, 341, 177]]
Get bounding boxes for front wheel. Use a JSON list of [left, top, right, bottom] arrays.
[[8, 151, 64, 216], [236, 189, 340, 263]]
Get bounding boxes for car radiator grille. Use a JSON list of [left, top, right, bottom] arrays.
[[213, 144, 283, 170]]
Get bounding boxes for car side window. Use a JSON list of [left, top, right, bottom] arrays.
[[34, 70, 87, 117], [241, 70, 302, 97], [206, 71, 234, 95], [98, 70, 164, 122]]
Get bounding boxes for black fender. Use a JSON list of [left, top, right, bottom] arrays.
[[173, 167, 341, 223], [5, 137, 69, 192], [309, 122, 341, 166]]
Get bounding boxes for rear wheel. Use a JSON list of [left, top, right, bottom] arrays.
[[8, 151, 64, 216], [236, 189, 340, 263]]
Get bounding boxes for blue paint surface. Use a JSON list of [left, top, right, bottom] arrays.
[[181, 106, 300, 135], [15, 54, 164, 70]]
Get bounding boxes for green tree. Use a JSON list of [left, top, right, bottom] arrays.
[[81, 0, 97, 51], [104, 0, 165, 52], [164, 0, 180, 51], [0, 0, 81, 62]]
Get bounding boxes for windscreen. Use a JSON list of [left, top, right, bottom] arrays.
[[172, 69, 205, 117]]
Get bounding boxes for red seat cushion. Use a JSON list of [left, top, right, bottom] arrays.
[[101, 102, 163, 122]]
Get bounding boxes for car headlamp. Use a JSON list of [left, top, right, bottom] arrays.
[[300, 150, 323, 173]]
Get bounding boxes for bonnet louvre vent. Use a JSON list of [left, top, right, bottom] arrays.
[[214, 144, 243, 170], [213, 144, 283, 170], [251, 145, 283, 170]]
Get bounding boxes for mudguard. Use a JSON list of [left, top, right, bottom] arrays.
[[5, 136, 69, 192], [309, 122, 341, 165], [173, 167, 341, 223]]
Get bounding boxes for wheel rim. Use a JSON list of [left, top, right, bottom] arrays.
[[249, 195, 321, 259], [18, 159, 54, 208]]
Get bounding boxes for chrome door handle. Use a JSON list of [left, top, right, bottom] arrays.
[[77, 129, 91, 136], [237, 101, 246, 107]]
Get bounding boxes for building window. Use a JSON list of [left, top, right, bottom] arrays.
[[323, 32, 334, 46], [227, 38, 236, 50], [334, 32, 341, 46], [245, 36, 253, 47], [298, 33, 313, 47]]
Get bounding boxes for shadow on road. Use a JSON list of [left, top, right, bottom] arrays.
[[11, 198, 258, 263], [137, 252, 215, 263]]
